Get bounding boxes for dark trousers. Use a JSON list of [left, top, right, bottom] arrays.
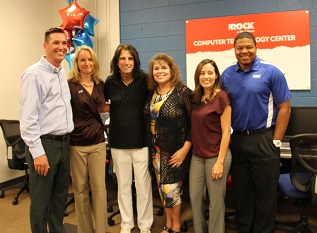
[[230, 128, 280, 233], [26, 138, 70, 233]]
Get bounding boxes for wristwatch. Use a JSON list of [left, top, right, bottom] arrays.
[[273, 140, 282, 148]]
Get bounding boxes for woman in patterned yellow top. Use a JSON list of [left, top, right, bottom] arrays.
[[144, 53, 192, 233]]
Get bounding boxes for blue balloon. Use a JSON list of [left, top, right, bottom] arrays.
[[84, 14, 99, 36], [67, 0, 72, 4], [73, 30, 94, 49], [65, 50, 75, 71]]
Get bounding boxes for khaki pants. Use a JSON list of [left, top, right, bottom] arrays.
[[70, 142, 107, 233]]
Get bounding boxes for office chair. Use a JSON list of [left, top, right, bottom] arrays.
[[277, 134, 317, 233], [64, 192, 75, 216], [104, 124, 120, 225], [0, 119, 29, 205], [105, 124, 164, 226]]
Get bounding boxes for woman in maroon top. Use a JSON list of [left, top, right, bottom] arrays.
[[68, 45, 109, 233], [190, 59, 232, 233]]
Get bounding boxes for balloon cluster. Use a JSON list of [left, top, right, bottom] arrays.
[[58, 0, 99, 70]]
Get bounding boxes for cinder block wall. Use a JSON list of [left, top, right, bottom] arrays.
[[119, 0, 317, 105]]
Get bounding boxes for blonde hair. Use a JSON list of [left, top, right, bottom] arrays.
[[68, 45, 100, 84]]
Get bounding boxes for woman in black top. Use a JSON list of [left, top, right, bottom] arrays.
[[104, 44, 153, 233]]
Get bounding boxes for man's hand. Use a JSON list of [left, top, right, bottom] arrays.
[[34, 154, 50, 176]]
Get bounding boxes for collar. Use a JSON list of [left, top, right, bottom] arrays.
[[40, 56, 64, 74], [234, 56, 260, 72]]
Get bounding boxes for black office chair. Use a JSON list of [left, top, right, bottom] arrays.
[[277, 134, 317, 233], [64, 192, 75, 216], [105, 124, 164, 226], [0, 119, 29, 205], [104, 124, 120, 225]]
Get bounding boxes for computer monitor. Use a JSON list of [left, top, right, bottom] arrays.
[[284, 106, 317, 138]]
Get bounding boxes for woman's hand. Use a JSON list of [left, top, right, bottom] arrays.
[[212, 161, 224, 180], [169, 141, 192, 168], [169, 148, 187, 168]]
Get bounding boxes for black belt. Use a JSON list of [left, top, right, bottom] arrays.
[[40, 133, 70, 141], [233, 127, 273, 136]]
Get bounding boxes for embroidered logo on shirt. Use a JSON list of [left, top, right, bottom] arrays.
[[253, 74, 261, 79], [78, 89, 83, 93]]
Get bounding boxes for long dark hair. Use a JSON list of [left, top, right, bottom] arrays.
[[110, 43, 143, 78], [192, 59, 222, 107]]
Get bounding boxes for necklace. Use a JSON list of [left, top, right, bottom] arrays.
[[81, 82, 93, 88], [120, 80, 135, 111], [154, 90, 172, 103], [201, 93, 212, 104], [156, 85, 174, 95], [121, 77, 133, 86]]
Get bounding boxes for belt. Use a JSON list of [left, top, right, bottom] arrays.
[[40, 133, 70, 141], [233, 127, 273, 136]]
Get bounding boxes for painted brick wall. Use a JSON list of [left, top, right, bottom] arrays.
[[120, 0, 317, 105]]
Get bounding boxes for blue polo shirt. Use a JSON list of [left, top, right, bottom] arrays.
[[221, 56, 292, 131]]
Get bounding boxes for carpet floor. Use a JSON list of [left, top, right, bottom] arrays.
[[1, 175, 317, 233]]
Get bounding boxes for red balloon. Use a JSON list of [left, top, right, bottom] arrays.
[[58, 1, 90, 30]]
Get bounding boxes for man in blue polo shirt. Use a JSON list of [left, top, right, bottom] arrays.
[[221, 31, 292, 233]]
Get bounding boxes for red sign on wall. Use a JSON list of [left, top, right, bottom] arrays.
[[186, 10, 310, 90]]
